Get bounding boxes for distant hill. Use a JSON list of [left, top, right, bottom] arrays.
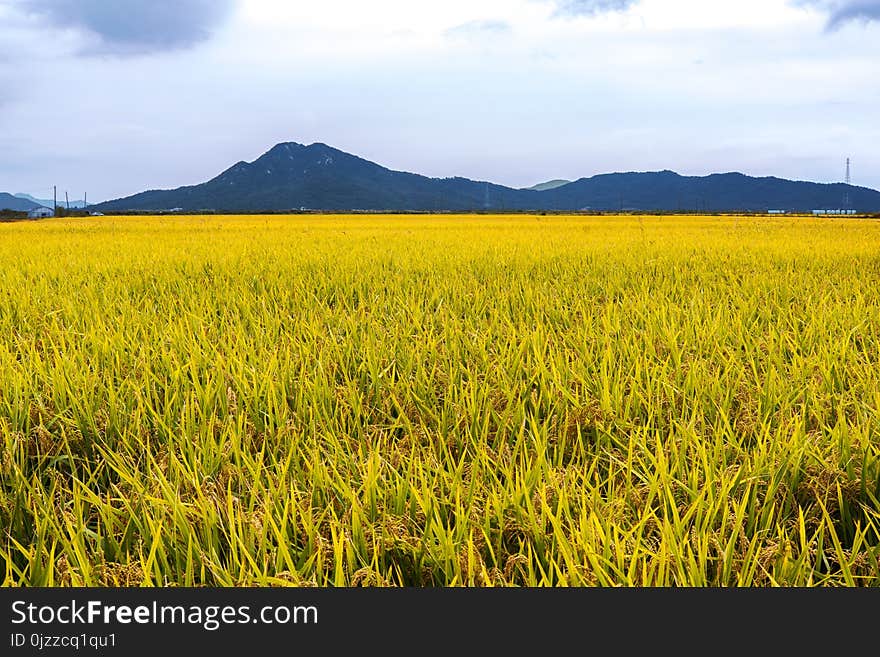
[[0, 193, 42, 212], [541, 170, 880, 213], [93, 142, 880, 213], [14, 193, 88, 209], [95, 143, 538, 213], [524, 180, 572, 191]]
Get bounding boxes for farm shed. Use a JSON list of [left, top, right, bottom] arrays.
[[28, 207, 54, 219]]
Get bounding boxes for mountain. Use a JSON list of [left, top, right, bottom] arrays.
[[524, 180, 572, 191], [14, 193, 88, 209], [540, 170, 880, 213], [0, 193, 42, 212], [95, 143, 540, 213], [93, 142, 880, 213]]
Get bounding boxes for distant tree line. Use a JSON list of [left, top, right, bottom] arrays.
[[54, 206, 93, 218], [0, 209, 28, 222]]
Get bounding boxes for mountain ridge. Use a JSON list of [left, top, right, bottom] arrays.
[[91, 142, 880, 213], [0, 193, 42, 212], [14, 193, 89, 209], [524, 179, 573, 191]]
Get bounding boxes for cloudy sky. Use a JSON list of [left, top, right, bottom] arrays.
[[1, 0, 878, 202]]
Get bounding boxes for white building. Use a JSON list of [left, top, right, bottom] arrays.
[[28, 207, 54, 219], [812, 209, 858, 216]]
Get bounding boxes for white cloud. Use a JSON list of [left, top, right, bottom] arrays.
[[445, 20, 512, 39], [0, 0, 878, 199], [547, 0, 639, 16]]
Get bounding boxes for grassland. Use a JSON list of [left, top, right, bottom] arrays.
[[1, 214, 879, 586]]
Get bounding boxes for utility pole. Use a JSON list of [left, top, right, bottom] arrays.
[[53, 185, 57, 212], [65, 191, 70, 211], [84, 192, 87, 208]]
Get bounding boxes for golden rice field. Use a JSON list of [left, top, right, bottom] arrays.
[[1, 213, 879, 586]]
